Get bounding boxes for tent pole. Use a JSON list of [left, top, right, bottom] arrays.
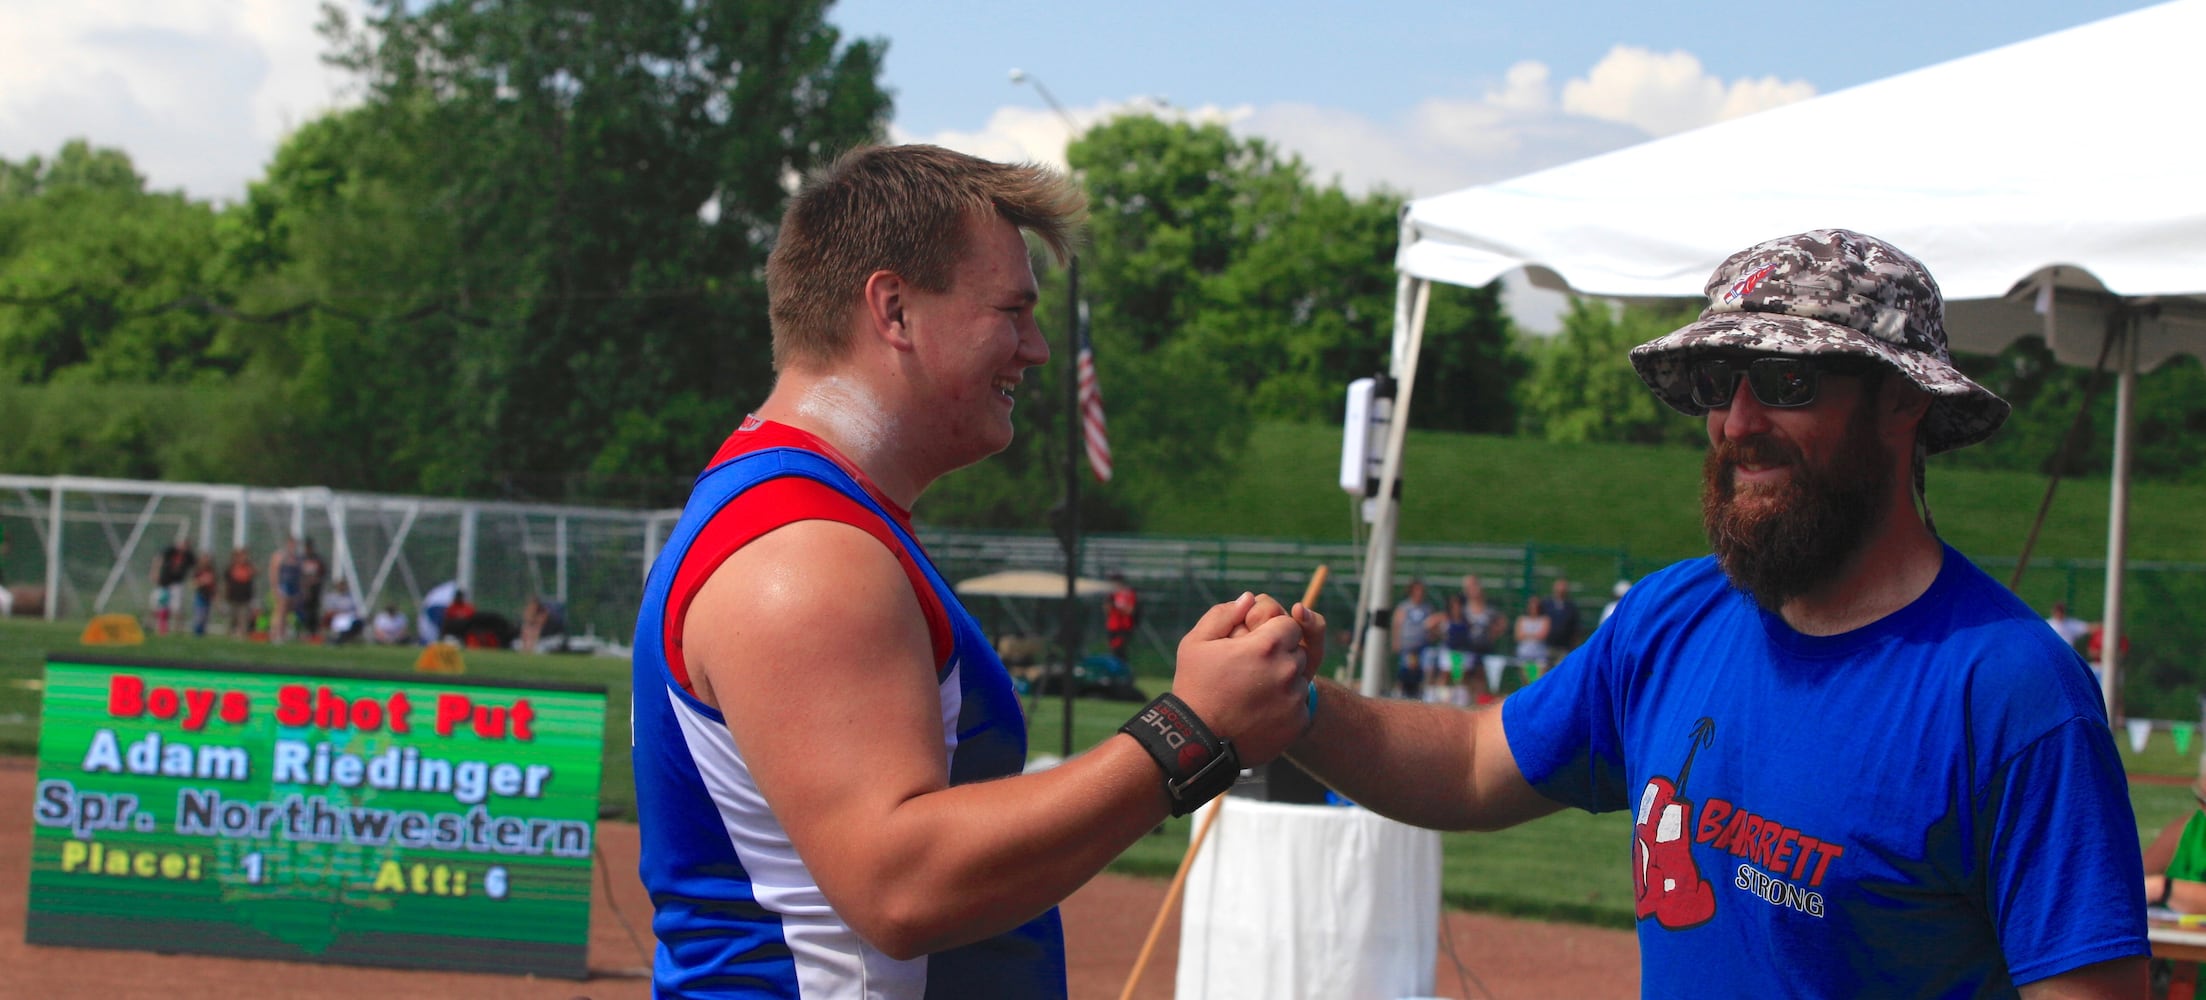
[[2099, 311, 2137, 724], [1357, 276, 1432, 697]]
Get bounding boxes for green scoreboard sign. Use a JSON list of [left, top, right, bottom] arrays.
[[27, 655, 608, 979]]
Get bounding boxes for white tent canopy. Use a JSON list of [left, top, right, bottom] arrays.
[[1361, 0, 2206, 717]]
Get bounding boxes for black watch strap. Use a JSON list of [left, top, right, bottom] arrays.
[[1120, 693, 1240, 817]]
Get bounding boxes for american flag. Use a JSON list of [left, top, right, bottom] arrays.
[[1075, 311, 1112, 482]]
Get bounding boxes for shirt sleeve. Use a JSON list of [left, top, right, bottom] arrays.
[[1983, 716, 2150, 985], [1502, 605, 1632, 814]]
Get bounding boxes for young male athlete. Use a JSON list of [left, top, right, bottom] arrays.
[[1251, 230, 2149, 997], [630, 145, 1317, 998]]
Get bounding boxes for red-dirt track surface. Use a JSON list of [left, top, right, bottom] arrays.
[[2, 757, 1639, 998]]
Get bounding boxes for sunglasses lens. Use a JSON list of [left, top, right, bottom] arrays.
[[1747, 358, 1817, 407], [1689, 361, 1737, 409]]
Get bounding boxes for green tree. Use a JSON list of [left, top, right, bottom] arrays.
[[1944, 338, 2206, 485], [227, 0, 891, 501], [0, 141, 230, 385], [1520, 298, 1704, 447], [938, 115, 1524, 531]]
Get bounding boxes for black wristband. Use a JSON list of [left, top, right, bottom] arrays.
[[1120, 693, 1240, 817]]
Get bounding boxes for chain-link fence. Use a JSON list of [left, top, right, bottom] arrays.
[[0, 475, 675, 648], [920, 528, 1641, 680], [6, 474, 2199, 716]]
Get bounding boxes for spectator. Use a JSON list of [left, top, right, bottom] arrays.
[[2046, 601, 2090, 652], [1105, 572, 1140, 660], [418, 580, 458, 644], [2144, 758, 2206, 913], [296, 539, 328, 640], [151, 533, 195, 636], [440, 589, 478, 643], [1540, 576, 1581, 663], [267, 537, 301, 644], [2084, 622, 2131, 687], [1433, 592, 1474, 702], [1600, 579, 1633, 628], [189, 554, 218, 637], [1513, 593, 1551, 667], [521, 595, 552, 653], [322, 579, 363, 645], [1459, 576, 1507, 700], [1392, 579, 1435, 700], [223, 548, 256, 638], [371, 604, 410, 645]]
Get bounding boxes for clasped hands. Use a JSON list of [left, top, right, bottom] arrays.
[[1169, 592, 1327, 766]]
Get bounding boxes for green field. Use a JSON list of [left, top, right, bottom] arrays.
[[8, 426, 2198, 928], [5, 615, 2189, 929]]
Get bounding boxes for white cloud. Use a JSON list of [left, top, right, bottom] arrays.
[[908, 46, 1814, 202], [0, 1, 352, 202], [893, 95, 1239, 170], [1561, 45, 1816, 137]]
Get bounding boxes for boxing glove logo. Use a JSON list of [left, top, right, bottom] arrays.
[[1633, 717, 1716, 930]]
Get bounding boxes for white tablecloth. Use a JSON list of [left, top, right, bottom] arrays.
[[1175, 796, 1441, 1000]]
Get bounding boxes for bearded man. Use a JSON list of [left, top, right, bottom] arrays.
[[1237, 231, 2147, 997]]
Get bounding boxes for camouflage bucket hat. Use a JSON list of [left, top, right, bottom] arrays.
[[1627, 229, 2009, 454]]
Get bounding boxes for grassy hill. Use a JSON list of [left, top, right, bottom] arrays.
[[1145, 422, 2206, 717], [1147, 422, 2206, 568]]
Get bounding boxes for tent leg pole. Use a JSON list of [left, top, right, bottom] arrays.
[[2100, 314, 2136, 725], [1358, 276, 1432, 697]]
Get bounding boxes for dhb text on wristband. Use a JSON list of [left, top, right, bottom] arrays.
[[1120, 693, 1240, 816]]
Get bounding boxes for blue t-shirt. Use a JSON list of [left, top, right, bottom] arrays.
[[1505, 545, 2145, 997]]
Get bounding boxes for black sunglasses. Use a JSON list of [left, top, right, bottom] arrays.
[[1688, 355, 1881, 410]]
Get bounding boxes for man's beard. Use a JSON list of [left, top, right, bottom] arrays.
[[1701, 404, 1892, 612]]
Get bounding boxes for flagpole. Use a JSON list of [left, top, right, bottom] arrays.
[[1013, 67, 1089, 759], [1059, 256, 1083, 759]]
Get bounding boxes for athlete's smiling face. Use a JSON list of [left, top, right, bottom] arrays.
[[901, 213, 1049, 466]]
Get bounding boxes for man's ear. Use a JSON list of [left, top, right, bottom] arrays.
[[1891, 378, 1933, 420], [1882, 377, 1934, 438], [862, 269, 916, 350]]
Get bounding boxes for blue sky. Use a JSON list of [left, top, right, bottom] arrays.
[[837, 0, 2164, 196], [842, 0, 2154, 141], [0, 0, 2165, 206]]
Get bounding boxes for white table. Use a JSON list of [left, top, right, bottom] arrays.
[[1176, 796, 1442, 1000]]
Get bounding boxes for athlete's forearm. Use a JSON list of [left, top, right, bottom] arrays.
[[824, 734, 1169, 960]]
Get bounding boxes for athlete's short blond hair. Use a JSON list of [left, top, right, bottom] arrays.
[[766, 144, 1086, 370]]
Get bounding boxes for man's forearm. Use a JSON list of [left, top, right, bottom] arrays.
[[1288, 679, 1482, 830], [1286, 681, 1552, 832], [830, 734, 1170, 959]]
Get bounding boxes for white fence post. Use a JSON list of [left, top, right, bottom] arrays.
[[45, 483, 63, 622]]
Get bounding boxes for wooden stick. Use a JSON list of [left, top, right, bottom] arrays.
[[1300, 564, 1329, 614], [1118, 800, 1225, 1000]]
